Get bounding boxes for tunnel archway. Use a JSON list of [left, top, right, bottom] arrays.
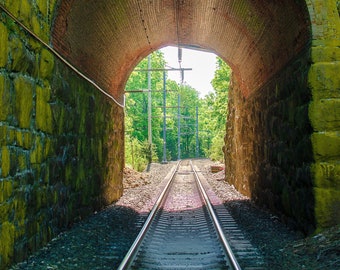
[[52, 0, 311, 104], [51, 0, 339, 233], [52, 0, 314, 231], [1, 1, 339, 268]]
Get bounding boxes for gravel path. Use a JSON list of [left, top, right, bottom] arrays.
[[195, 159, 339, 270], [10, 160, 339, 269]]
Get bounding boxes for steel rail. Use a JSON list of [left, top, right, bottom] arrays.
[[117, 161, 181, 270], [190, 160, 242, 270]]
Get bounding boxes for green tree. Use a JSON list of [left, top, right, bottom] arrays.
[[178, 83, 199, 159], [125, 51, 201, 167], [125, 52, 229, 168], [125, 51, 165, 169], [199, 57, 231, 161]]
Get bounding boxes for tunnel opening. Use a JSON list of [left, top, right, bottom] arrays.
[[2, 1, 340, 268], [124, 46, 228, 171], [51, 0, 314, 232]]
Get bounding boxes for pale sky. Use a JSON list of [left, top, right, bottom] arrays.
[[160, 46, 217, 97]]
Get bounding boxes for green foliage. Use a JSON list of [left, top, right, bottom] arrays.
[[199, 57, 231, 161], [125, 51, 201, 168], [176, 83, 199, 159], [125, 53, 230, 168], [125, 135, 149, 171], [125, 51, 165, 169]]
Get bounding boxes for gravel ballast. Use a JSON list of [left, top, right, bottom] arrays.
[[10, 160, 339, 269]]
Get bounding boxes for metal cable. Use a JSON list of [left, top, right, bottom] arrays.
[[136, 0, 152, 49], [0, 4, 123, 108]]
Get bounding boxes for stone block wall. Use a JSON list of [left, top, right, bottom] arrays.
[[225, 0, 340, 233], [0, 1, 124, 269], [225, 49, 315, 233], [308, 0, 340, 231]]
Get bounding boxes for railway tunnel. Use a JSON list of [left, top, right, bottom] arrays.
[[0, 0, 339, 268]]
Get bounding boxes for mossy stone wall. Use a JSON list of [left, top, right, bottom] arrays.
[[0, 1, 124, 269], [225, 49, 315, 234], [225, 0, 340, 233], [308, 0, 340, 231]]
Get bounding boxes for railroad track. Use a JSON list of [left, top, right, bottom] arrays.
[[118, 160, 264, 270]]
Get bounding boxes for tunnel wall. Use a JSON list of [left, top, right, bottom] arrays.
[[0, 0, 338, 268], [225, 49, 315, 233], [307, 0, 340, 231], [0, 1, 124, 268], [225, 0, 340, 233]]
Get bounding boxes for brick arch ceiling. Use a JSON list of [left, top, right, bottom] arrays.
[[52, 0, 311, 105]]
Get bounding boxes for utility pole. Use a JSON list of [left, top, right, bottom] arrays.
[[177, 47, 182, 161], [162, 71, 167, 163], [147, 55, 152, 163], [196, 105, 199, 158], [177, 94, 181, 160], [132, 64, 192, 163]]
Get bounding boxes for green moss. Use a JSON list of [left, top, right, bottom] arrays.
[[0, 202, 12, 220], [76, 161, 86, 191], [30, 136, 43, 164], [17, 151, 28, 171], [39, 49, 55, 79], [29, 7, 50, 46], [36, 0, 48, 16], [98, 139, 103, 164], [10, 37, 31, 73], [76, 139, 82, 158], [78, 106, 86, 134], [52, 189, 58, 204], [0, 74, 11, 121], [65, 163, 72, 185], [311, 132, 340, 161], [308, 62, 340, 100], [0, 22, 8, 67], [13, 198, 26, 236], [4, 0, 20, 17], [314, 187, 340, 231], [309, 99, 340, 131], [44, 137, 53, 158], [33, 185, 42, 209], [8, 128, 15, 145], [0, 126, 7, 146], [1, 146, 10, 177], [15, 130, 23, 147], [0, 189, 3, 205], [18, 0, 32, 26], [14, 76, 33, 128], [22, 131, 33, 150], [312, 162, 340, 189], [0, 221, 15, 266], [312, 46, 340, 62], [37, 0, 58, 40], [58, 107, 67, 134], [36, 84, 53, 133], [29, 15, 42, 51], [2, 180, 13, 201], [48, 0, 58, 16]]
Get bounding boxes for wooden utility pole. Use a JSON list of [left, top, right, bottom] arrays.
[[132, 66, 192, 163], [196, 105, 199, 158], [162, 71, 167, 163], [147, 55, 152, 162]]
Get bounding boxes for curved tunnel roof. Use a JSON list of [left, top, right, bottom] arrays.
[[52, 0, 311, 105]]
